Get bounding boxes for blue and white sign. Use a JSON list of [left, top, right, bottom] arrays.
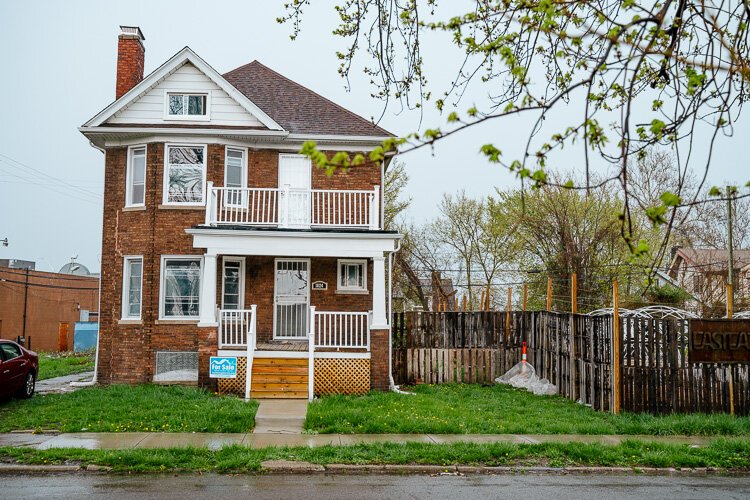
[[209, 357, 237, 379]]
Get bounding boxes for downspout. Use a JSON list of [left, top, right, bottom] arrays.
[[72, 142, 104, 387], [388, 237, 411, 394]]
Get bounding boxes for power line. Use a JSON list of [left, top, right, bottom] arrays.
[[0, 267, 100, 282], [0, 276, 99, 291], [0, 152, 102, 199]]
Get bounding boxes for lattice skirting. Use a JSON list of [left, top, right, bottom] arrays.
[[314, 358, 371, 396], [218, 357, 247, 396]]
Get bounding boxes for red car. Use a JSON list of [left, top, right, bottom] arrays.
[[0, 340, 38, 399]]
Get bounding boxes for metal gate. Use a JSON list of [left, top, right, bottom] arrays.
[[273, 259, 310, 339]]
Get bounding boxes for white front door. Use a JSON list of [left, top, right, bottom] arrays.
[[278, 154, 311, 228], [273, 259, 310, 339]]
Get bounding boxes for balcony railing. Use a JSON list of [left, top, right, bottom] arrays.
[[205, 182, 381, 230]]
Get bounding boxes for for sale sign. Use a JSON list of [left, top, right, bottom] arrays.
[[209, 356, 238, 378]]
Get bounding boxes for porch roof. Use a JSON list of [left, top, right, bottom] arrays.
[[186, 226, 401, 258]]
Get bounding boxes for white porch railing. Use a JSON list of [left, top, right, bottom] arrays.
[[312, 309, 371, 350], [206, 184, 381, 230], [219, 308, 256, 348]]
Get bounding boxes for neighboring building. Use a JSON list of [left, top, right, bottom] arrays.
[[0, 259, 35, 270], [0, 265, 99, 351], [79, 27, 401, 397], [667, 247, 750, 315]]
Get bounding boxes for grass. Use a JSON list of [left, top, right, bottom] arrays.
[[37, 350, 95, 380], [0, 384, 257, 433], [1, 439, 749, 471], [306, 384, 750, 436]]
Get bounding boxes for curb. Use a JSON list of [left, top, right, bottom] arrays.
[[0, 462, 738, 476]]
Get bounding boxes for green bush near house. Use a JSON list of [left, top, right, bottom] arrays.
[[37, 350, 95, 380], [0, 384, 257, 433], [305, 384, 750, 436]]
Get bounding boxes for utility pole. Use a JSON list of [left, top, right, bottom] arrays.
[[22, 268, 29, 340], [727, 186, 735, 319]]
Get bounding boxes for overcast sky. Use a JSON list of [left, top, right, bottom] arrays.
[[0, 1, 745, 273]]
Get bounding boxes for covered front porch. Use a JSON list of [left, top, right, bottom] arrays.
[[186, 227, 400, 399]]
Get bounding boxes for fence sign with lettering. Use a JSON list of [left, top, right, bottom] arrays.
[[689, 320, 750, 364]]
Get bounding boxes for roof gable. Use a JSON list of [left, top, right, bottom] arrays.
[[223, 61, 392, 137], [83, 48, 282, 131]]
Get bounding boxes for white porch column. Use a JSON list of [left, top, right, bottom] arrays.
[[198, 253, 218, 327], [371, 255, 388, 329]]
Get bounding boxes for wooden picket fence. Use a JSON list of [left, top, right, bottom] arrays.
[[391, 311, 749, 415]]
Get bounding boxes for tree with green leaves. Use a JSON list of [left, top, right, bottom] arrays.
[[282, 0, 750, 262]]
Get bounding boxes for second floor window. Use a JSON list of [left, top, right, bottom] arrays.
[[167, 93, 207, 117], [224, 148, 246, 206], [165, 145, 206, 204], [126, 146, 146, 207]]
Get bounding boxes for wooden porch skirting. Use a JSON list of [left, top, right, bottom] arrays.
[[217, 356, 371, 397]]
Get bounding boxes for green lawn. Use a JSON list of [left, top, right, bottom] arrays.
[[306, 384, 750, 436], [0, 384, 257, 433], [37, 351, 95, 380], [1, 439, 749, 471]]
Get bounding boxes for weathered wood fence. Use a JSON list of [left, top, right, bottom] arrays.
[[391, 311, 749, 415]]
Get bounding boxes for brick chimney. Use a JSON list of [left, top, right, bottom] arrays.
[[115, 26, 145, 99]]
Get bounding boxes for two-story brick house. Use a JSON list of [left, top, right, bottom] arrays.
[[80, 27, 401, 399]]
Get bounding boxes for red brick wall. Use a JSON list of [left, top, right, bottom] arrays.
[[370, 329, 390, 390], [115, 34, 145, 99], [98, 143, 385, 387]]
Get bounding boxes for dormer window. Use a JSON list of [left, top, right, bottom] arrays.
[[165, 92, 209, 120]]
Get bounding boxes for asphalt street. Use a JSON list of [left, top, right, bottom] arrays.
[[2, 473, 749, 499]]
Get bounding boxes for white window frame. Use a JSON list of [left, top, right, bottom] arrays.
[[163, 90, 211, 121], [159, 255, 203, 321], [125, 145, 147, 208], [162, 143, 208, 206], [221, 257, 246, 309], [121, 255, 143, 320], [224, 146, 248, 207], [337, 259, 368, 293]]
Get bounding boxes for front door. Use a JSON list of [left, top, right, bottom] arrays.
[[278, 154, 311, 228], [274, 259, 310, 339]]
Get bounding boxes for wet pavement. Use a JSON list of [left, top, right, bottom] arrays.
[[252, 399, 307, 434], [2, 472, 749, 499], [0, 432, 719, 450], [36, 371, 95, 395]]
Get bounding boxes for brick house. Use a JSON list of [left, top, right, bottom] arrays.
[[79, 27, 402, 399]]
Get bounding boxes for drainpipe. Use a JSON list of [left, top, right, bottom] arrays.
[[388, 238, 411, 394]]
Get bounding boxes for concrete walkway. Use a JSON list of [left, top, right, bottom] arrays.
[[253, 400, 308, 434], [36, 371, 95, 395], [0, 432, 717, 451]]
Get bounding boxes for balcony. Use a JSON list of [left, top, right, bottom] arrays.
[[204, 182, 381, 230]]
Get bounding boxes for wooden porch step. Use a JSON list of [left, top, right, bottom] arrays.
[[253, 358, 308, 367], [252, 374, 308, 384], [251, 390, 308, 399], [253, 382, 308, 391]]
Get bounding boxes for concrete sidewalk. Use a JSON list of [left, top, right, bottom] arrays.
[[35, 371, 95, 395], [0, 432, 717, 451]]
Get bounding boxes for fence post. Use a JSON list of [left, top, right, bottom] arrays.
[[727, 284, 735, 415], [612, 280, 621, 414], [506, 287, 512, 342], [546, 277, 552, 311]]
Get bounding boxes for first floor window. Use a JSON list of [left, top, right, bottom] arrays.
[[222, 259, 244, 309], [338, 259, 367, 292], [165, 145, 206, 204], [122, 256, 143, 319], [126, 146, 146, 206], [162, 257, 201, 318]]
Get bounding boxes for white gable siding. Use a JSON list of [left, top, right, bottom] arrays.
[[107, 62, 264, 127]]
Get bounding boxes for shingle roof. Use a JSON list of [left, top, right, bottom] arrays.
[[675, 248, 750, 273], [223, 61, 392, 137]]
